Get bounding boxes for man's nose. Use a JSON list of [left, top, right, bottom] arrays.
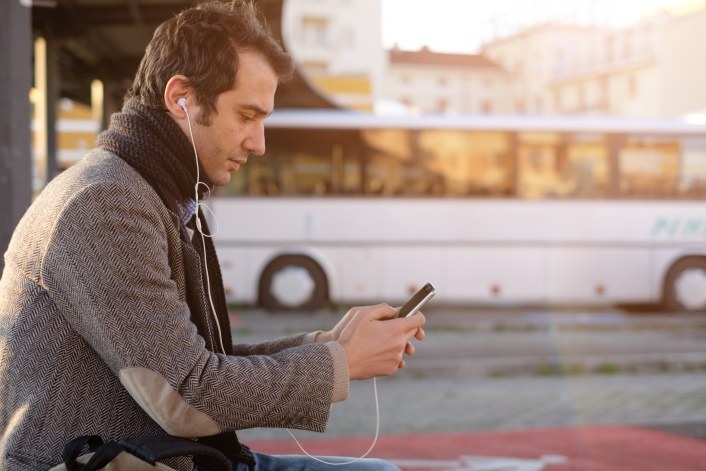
[[245, 122, 266, 156]]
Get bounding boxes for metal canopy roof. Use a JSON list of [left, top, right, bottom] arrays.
[[31, 0, 336, 108]]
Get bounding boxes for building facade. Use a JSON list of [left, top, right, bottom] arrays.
[[543, 7, 706, 118], [282, 0, 384, 111], [384, 47, 510, 115], [383, 0, 706, 118]]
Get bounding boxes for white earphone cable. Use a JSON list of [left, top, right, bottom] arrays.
[[182, 102, 226, 355], [182, 100, 381, 466], [286, 377, 381, 466]]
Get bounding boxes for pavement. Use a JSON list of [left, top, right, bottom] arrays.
[[245, 425, 706, 470], [230, 308, 706, 470], [237, 371, 706, 470]]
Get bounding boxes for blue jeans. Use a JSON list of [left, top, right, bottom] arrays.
[[204, 451, 401, 470]]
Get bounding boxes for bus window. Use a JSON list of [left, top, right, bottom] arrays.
[[680, 137, 706, 198], [362, 129, 413, 196], [518, 132, 609, 199], [220, 129, 363, 196], [518, 132, 568, 199], [565, 133, 610, 198], [362, 129, 513, 197], [222, 161, 251, 196], [416, 130, 513, 197], [619, 136, 681, 198], [619, 136, 706, 199]]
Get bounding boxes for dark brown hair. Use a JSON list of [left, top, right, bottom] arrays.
[[127, 0, 293, 121]]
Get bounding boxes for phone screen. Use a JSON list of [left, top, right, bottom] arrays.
[[397, 282, 436, 318]]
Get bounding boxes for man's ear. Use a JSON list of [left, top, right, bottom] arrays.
[[164, 75, 191, 117]]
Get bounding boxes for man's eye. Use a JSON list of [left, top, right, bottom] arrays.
[[241, 114, 255, 122]]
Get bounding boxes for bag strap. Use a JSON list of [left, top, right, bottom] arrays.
[[80, 442, 127, 470], [61, 435, 232, 471], [61, 435, 104, 471], [120, 436, 232, 471]]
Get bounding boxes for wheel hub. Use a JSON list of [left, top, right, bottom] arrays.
[[271, 265, 315, 308], [674, 268, 706, 311]]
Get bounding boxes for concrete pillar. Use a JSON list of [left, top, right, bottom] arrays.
[[34, 35, 59, 187], [0, 0, 32, 273]]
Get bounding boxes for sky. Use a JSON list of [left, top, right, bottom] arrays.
[[381, 0, 687, 53]]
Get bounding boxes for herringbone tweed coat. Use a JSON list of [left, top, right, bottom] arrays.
[[0, 150, 348, 470]]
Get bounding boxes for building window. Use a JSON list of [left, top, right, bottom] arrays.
[[577, 84, 586, 111], [302, 61, 328, 76], [338, 27, 355, 48], [514, 61, 524, 78], [481, 100, 492, 114], [604, 35, 614, 63], [302, 17, 328, 46], [515, 99, 525, 113], [437, 99, 448, 113], [623, 31, 632, 60], [554, 50, 566, 77], [628, 75, 637, 98], [600, 78, 609, 110], [553, 90, 562, 112]]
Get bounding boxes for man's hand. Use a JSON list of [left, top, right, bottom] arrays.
[[316, 305, 363, 344], [326, 303, 426, 380]]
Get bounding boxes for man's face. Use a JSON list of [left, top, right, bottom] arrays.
[[188, 50, 278, 187]]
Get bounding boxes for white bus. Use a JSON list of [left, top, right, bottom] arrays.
[[211, 110, 706, 312]]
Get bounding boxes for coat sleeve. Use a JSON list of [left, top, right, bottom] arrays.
[[231, 331, 321, 356], [41, 180, 348, 438]]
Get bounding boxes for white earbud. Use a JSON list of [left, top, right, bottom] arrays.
[[177, 97, 187, 109]]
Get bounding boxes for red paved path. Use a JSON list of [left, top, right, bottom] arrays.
[[247, 425, 706, 470]]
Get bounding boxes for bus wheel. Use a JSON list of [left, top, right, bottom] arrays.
[[258, 255, 329, 312], [663, 257, 706, 312]]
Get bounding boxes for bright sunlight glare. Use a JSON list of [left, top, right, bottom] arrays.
[[382, 0, 687, 53]]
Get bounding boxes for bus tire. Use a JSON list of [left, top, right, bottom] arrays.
[[258, 255, 329, 312], [662, 256, 706, 312]]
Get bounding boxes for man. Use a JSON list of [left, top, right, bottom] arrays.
[[0, 1, 426, 470]]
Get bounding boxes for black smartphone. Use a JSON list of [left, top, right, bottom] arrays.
[[396, 282, 436, 318]]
